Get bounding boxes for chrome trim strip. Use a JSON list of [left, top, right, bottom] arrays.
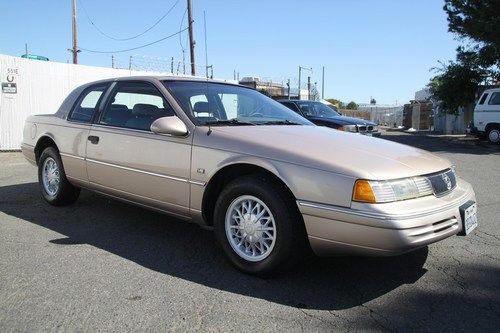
[[60, 152, 85, 161], [189, 180, 206, 186], [86, 158, 206, 186], [298, 195, 471, 221], [21, 143, 35, 149]]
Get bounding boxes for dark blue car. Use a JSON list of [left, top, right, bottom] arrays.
[[278, 99, 381, 137]]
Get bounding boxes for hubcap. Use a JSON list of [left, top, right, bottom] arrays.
[[489, 129, 500, 143], [42, 157, 60, 196], [225, 195, 276, 262]]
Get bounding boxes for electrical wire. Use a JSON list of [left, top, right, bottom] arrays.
[[80, 27, 189, 53], [178, 7, 188, 51], [78, 0, 181, 41]]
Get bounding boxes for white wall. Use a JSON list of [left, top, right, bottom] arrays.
[[0, 54, 177, 150]]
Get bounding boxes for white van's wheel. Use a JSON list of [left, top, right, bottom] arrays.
[[487, 128, 500, 144]]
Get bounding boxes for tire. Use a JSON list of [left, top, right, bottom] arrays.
[[38, 147, 80, 206], [213, 174, 307, 276], [487, 127, 500, 144]]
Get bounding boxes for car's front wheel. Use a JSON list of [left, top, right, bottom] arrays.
[[214, 175, 307, 276], [487, 127, 500, 144], [38, 147, 80, 206]]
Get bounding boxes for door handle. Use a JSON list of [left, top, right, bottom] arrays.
[[88, 135, 99, 144]]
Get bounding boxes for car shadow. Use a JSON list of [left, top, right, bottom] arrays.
[[0, 182, 429, 311]]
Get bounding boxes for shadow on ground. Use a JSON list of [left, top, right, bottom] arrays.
[[382, 132, 500, 155], [1, 182, 430, 311]]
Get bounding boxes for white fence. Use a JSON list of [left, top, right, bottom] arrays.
[[0, 54, 177, 150]]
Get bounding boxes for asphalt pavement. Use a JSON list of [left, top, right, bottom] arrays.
[[0, 131, 499, 332]]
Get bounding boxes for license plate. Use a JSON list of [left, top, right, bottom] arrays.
[[459, 201, 478, 235]]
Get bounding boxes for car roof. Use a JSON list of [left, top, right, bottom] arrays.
[[79, 75, 242, 88], [482, 88, 500, 93]]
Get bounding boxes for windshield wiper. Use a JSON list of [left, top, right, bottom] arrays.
[[259, 120, 302, 125], [204, 118, 256, 126]]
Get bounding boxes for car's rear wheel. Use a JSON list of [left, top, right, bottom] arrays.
[[213, 175, 307, 276], [487, 127, 500, 144], [38, 147, 80, 205]]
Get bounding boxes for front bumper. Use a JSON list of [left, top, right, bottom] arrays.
[[298, 178, 476, 256]]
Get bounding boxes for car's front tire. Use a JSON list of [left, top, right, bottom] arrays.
[[213, 175, 307, 276], [487, 127, 500, 144], [38, 147, 80, 206]]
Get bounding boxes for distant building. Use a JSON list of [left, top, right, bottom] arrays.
[[239, 77, 286, 98]]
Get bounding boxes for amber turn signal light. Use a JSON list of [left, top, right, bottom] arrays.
[[352, 180, 377, 203]]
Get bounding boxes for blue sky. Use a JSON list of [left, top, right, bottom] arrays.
[[0, 0, 460, 104]]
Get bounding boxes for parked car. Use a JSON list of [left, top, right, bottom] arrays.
[[22, 77, 477, 275], [278, 99, 381, 136], [471, 88, 500, 144]]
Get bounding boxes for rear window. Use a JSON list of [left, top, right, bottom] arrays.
[[69, 85, 108, 123], [488, 92, 500, 105], [478, 93, 489, 105]]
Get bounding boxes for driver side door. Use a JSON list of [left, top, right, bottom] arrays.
[[85, 80, 193, 218]]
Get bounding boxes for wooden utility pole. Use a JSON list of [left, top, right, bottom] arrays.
[[71, 0, 79, 64], [187, 0, 196, 76]]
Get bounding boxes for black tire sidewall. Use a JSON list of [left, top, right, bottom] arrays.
[[38, 147, 79, 205], [214, 175, 302, 275]]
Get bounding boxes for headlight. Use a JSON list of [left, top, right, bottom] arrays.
[[372, 125, 379, 132], [353, 176, 434, 203], [338, 124, 357, 132]]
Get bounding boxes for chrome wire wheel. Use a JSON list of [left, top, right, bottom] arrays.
[[42, 157, 60, 196], [225, 195, 277, 262]]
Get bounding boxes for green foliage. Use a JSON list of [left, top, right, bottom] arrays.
[[428, 57, 486, 114], [326, 98, 345, 109], [346, 101, 359, 110], [444, 0, 500, 71], [429, 0, 500, 113]]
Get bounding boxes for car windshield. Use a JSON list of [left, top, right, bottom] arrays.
[[162, 81, 313, 126], [296, 101, 340, 118]]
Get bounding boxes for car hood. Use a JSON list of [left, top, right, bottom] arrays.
[[309, 115, 376, 126], [197, 125, 451, 180]]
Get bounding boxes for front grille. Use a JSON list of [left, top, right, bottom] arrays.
[[426, 169, 457, 197], [358, 125, 367, 132]]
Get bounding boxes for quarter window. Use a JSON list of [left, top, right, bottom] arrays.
[[478, 93, 489, 105], [100, 82, 174, 131], [488, 92, 500, 105], [69, 85, 107, 122]]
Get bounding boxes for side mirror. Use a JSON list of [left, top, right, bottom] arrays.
[[151, 116, 188, 136]]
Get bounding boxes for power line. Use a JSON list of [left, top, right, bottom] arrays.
[[78, 0, 181, 41], [80, 27, 189, 54]]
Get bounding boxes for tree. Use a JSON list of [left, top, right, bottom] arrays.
[[444, 0, 500, 73], [428, 54, 487, 113], [346, 101, 358, 110], [326, 98, 345, 109], [429, 0, 500, 113]]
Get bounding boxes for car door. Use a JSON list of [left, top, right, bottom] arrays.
[[85, 80, 192, 218], [60, 83, 109, 184]]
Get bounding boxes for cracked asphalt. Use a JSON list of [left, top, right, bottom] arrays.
[[0, 131, 499, 332]]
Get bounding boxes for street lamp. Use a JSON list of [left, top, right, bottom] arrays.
[[298, 66, 312, 100]]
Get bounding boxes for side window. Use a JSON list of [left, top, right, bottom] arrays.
[[69, 85, 107, 122], [478, 93, 489, 105], [100, 82, 174, 131], [488, 92, 500, 105], [219, 93, 238, 119], [281, 102, 299, 113]]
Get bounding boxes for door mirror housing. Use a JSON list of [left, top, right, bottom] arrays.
[[151, 116, 188, 136]]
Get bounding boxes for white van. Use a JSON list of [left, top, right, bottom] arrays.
[[473, 88, 500, 143]]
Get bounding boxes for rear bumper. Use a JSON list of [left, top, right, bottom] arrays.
[[298, 179, 476, 256]]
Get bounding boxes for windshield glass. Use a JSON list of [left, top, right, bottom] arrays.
[[296, 101, 340, 118], [162, 81, 313, 126]]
